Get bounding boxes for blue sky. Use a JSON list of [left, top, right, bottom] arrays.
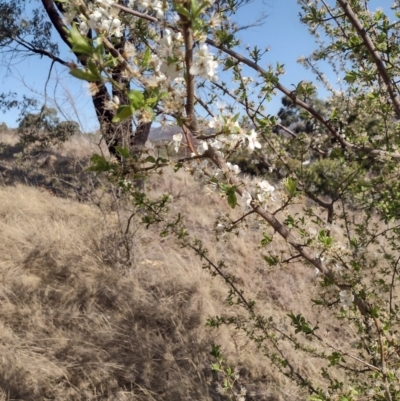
[[0, 0, 394, 131]]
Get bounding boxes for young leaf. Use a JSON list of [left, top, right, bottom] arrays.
[[87, 60, 102, 80], [115, 146, 131, 158], [141, 47, 152, 68], [68, 23, 92, 54], [260, 233, 272, 247], [112, 105, 134, 123], [127, 90, 145, 109], [69, 68, 99, 82], [87, 154, 112, 172], [227, 192, 237, 209]]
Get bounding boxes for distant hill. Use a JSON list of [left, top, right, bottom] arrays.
[[149, 125, 181, 142]]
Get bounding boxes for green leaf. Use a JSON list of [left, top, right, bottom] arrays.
[[344, 71, 358, 83], [285, 177, 298, 197], [127, 90, 145, 109], [371, 306, 380, 318], [115, 146, 131, 158], [143, 106, 156, 121], [227, 192, 237, 209], [68, 23, 92, 54], [220, 184, 238, 208], [190, 0, 200, 16], [141, 47, 152, 68], [287, 312, 317, 335], [174, 162, 183, 172], [328, 351, 344, 366], [112, 105, 134, 123], [87, 154, 112, 172], [210, 343, 222, 358], [94, 41, 105, 59], [264, 254, 279, 266], [145, 155, 156, 163], [174, 3, 191, 19], [215, 29, 237, 48], [317, 230, 333, 247], [261, 233, 272, 247], [87, 60, 102, 80], [374, 9, 385, 21], [69, 68, 99, 82], [330, 108, 339, 121], [211, 363, 221, 372], [224, 58, 236, 70], [103, 57, 118, 69]]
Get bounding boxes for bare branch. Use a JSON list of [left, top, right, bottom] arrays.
[[13, 37, 71, 66]]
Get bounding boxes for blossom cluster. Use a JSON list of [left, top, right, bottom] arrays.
[[61, 0, 224, 140], [128, 0, 166, 19], [339, 290, 354, 308], [65, 0, 271, 228], [63, 0, 125, 37], [204, 114, 262, 154], [64, 0, 218, 87], [190, 44, 218, 82]]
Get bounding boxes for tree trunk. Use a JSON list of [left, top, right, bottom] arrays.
[[41, 0, 152, 161]]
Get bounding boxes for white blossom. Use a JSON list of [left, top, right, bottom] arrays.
[[89, 9, 103, 22], [197, 140, 208, 155], [333, 264, 343, 275], [97, 0, 115, 7], [246, 129, 261, 152], [339, 290, 354, 308], [208, 12, 222, 28], [157, 29, 174, 57], [240, 191, 252, 212], [160, 62, 181, 80], [208, 115, 225, 131], [110, 18, 123, 37], [215, 223, 227, 238], [190, 44, 218, 82], [124, 42, 136, 59], [257, 180, 275, 193], [104, 95, 120, 111], [79, 20, 88, 34], [216, 101, 226, 111], [226, 162, 241, 175], [153, 1, 165, 18], [86, 3, 124, 37], [172, 133, 183, 153], [63, 9, 77, 25]]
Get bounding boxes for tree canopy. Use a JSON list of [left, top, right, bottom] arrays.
[[18, 106, 81, 148]]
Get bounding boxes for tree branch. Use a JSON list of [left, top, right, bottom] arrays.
[[114, 4, 400, 161], [337, 0, 400, 118], [14, 38, 70, 66], [206, 37, 400, 161]]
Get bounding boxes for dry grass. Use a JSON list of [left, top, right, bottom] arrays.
[[0, 184, 222, 400], [0, 129, 374, 400], [0, 129, 108, 201]]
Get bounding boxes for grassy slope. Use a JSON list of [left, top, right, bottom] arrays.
[[0, 129, 358, 400]]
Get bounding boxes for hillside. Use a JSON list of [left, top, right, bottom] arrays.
[[0, 129, 359, 400]]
